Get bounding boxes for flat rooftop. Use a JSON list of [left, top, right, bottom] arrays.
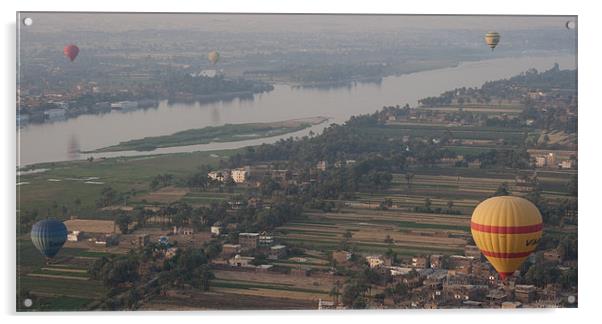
[[64, 219, 116, 234]]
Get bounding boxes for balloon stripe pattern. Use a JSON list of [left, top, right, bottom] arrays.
[[484, 32, 500, 51], [31, 219, 68, 259], [470, 196, 543, 280]]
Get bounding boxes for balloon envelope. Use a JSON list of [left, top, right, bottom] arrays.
[[470, 196, 543, 280], [484, 32, 500, 51], [207, 50, 220, 65], [63, 44, 79, 62], [31, 219, 68, 259]]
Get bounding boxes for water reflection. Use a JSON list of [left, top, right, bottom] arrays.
[[18, 55, 575, 166]]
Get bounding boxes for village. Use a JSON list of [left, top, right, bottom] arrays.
[[17, 65, 578, 311]]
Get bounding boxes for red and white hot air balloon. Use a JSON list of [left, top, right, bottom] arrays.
[[63, 44, 80, 62]]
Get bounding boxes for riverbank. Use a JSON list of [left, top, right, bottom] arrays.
[[83, 116, 331, 153], [18, 54, 575, 166]]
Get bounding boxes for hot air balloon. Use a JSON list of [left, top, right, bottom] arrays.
[[484, 32, 500, 51], [471, 196, 543, 280], [207, 50, 220, 65], [63, 44, 79, 62], [31, 219, 68, 259]]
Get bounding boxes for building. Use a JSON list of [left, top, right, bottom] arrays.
[[318, 299, 338, 310], [222, 244, 241, 256], [366, 255, 385, 269], [231, 167, 250, 183], [515, 285, 536, 303], [67, 230, 81, 242], [464, 245, 482, 259], [535, 156, 547, 168], [448, 255, 474, 274], [208, 170, 229, 182], [211, 222, 223, 236], [134, 234, 150, 248], [424, 269, 448, 288], [95, 234, 118, 247], [388, 267, 413, 276], [316, 160, 327, 172], [165, 247, 178, 259], [239, 232, 259, 250], [412, 256, 428, 269], [64, 219, 116, 234], [543, 249, 562, 263], [111, 101, 138, 110], [269, 245, 287, 260], [173, 226, 194, 235], [560, 160, 575, 169], [430, 254, 444, 269], [230, 254, 255, 267], [44, 108, 66, 120], [547, 153, 557, 166], [501, 301, 522, 309], [259, 232, 274, 247], [195, 69, 220, 78]]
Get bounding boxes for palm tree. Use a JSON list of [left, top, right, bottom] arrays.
[[329, 282, 341, 305], [447, 200, 454, 212], [405, 172, 415, 193]]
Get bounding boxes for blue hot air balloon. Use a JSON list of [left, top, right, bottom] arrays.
[[30, 219, 68, 259]]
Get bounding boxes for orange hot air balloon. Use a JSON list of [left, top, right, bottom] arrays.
[[207, 50, 220, 65], [64, 44, 79, 62], [484, 32, 500, 51], [471, 196, 543, 280]]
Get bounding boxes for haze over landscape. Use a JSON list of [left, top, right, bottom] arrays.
[[17, 13, 577, 311]]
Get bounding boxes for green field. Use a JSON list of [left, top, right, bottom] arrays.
[[360, 124, 532, 144], [17, 149, 240, 217], [85, 117, 328, 153]]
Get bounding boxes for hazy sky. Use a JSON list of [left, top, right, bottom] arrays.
[[19, 13, 576, 33]]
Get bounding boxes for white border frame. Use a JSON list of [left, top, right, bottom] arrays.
[[2, 1, 599, 323]]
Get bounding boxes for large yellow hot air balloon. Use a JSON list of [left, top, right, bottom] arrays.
[[207, 50, 220, 65], [471, 196, 543, 280], [484, 32, 500, 51]]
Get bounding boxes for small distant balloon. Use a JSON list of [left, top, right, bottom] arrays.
[[63, 44, 79, 62], [31, 219, 68, 259], [208, 50, 220, 65], [484, 32, 500, 51], [565, 21, 576, 30]]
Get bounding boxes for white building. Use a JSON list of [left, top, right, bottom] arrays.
[[191, 69, 223, 78], [561, 160, 575, 169], [67, 230, 81, 242], [388, 266, 413, 276], [231, 167, 250, 183], [111, 101, 138, 110], [535, 156, 547, 168], [211, 222, 223, 236], [316, 160, 327, 172], [208, 170, 229, 182], [366, 255, 385, 268], [230, 254, 255, 267]]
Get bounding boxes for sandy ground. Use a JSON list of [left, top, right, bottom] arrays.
[[64, 219, 116, 233]]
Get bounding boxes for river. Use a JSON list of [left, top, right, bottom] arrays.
[[18, 54, 575, 166]]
